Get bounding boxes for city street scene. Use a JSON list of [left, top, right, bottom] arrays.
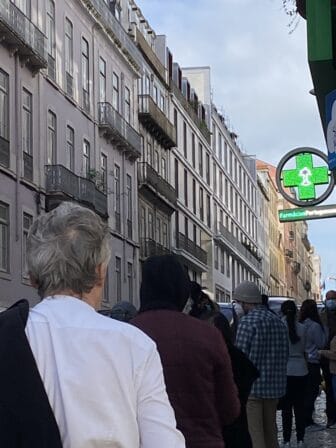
[[2, 0, 336, 447]]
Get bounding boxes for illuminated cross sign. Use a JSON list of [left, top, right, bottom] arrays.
[[282, 153, 329, 200]]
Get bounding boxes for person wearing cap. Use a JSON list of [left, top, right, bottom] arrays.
[[234, 281, 288, 448]]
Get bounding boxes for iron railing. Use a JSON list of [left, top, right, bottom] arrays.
[[0, 0, 47, 70], [140, 238, 171, 259], [176, 232, 207, 265], [138, 162, 177, 206], [45, 165, 107, 217], [98, 102, 141, 158]]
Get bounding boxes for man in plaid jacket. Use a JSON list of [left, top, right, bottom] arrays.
[[235, 282, 288, 448]]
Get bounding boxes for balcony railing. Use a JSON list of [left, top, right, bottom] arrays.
[[23, 152, 33, 181], [140, 238, 171, 259], [216, 222, 262, 272], [0, 136, 9, 168], [98, 102, 141, 159], [138, 162, 177, 209], [81, 0, 142, 70], [0, 0, 47, 71], [134, 27, 166, 82], [45, 165, 108, 217], [138, 95, 176, 149], [176, 232, 207, 265], [169, 79, 211, 144]]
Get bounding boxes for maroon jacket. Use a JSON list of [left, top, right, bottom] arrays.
[[132, 310, 240, 448]]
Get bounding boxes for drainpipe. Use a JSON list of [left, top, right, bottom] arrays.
[[14, 54, 20, 241]]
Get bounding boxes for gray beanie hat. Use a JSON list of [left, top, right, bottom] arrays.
[[233, 281, 262, 304], [110, 301, 138, 322]]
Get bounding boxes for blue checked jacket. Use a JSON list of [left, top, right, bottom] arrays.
[[236, 305, 289, 399]]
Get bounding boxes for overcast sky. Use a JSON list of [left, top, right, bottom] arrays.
[[136, 0, 336, 289]]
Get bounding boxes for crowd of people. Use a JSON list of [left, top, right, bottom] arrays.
[[1, 202, 336, 448]]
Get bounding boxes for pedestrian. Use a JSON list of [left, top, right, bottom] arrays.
[[319, 290, 336, 429], [279, 300, 308, 447], [320, 290, 336, 427], [0, 203, 185, 448], [131, 255, 240, 448], [189, 281, 219, 319], [235, 281, 288, 448], [299, 298, 326, 428], [109, 300, 138, 322]]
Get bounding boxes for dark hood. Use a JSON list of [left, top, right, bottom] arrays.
[[140, 255, 191, 312]]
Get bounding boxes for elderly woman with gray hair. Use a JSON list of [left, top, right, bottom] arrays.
[[0, 203, 185, 448]]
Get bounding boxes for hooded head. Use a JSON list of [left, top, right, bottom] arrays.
[[140, 255, 191, 312], [110, 301, 138, 322]]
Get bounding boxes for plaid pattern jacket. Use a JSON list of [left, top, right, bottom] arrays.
[[236, 305, 289, 399]]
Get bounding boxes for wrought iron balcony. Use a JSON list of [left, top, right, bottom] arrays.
[[45, 165, 108, 218], [134, 27, 166, 82], [138, 162, 177, 212], [176, 232, 207, 265], [140, 238, 171, 259], [98, 102, 141, 159], [81, 0, 142, 71], [0, 136, 9, 168], [0, 0, 47, 71], [138, 95, 176, 149], [215, 222, 262, 273]]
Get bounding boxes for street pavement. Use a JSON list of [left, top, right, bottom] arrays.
[[277, 392, 336, 447]]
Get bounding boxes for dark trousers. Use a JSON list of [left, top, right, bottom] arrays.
[[281, 375, 307, 443], [304, 363, 321, 425], [321, 357, 336, 421]]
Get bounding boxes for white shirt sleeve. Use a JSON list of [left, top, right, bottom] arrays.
[[136, 345, 186, 448]]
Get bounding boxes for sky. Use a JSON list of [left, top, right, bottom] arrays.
[[135, 0, 336, 286]]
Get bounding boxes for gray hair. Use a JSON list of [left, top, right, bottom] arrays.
[[27, 202, 111, 298]]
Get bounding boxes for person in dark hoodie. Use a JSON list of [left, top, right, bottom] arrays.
[[131, 255, 240, 448]]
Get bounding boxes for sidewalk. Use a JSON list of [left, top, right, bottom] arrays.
[[277, 393, 336, 447]]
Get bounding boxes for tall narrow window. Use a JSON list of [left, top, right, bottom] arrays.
[[65, 125, 74, 171], [175, 158, 179, 197], [153, 85, 158, 103], [99, 57, 106, 102], [214, 244, 219, 270], [199, 187, 204, 221], [65, 18, 73, 96], [163, 223, 168, 248], [82, 140, 90, 177], [218, 132, 222, 162], [113, 72, 119, 111], [156, 217, 161, 244], [22, 212, 33, 277], [114, 164, 121, 232], [126, 174, 132, 239], [161, 157, 167, 180], [115, 257, 121, 302], [148, 211, 154, 239], [213, 163, 217, 194], [101, 153, 107, 193], [147, 141, 152, 165], [174, 108, 178, 142], [145, 75, 150, 95], [160, 93, 165, 112], [127, 262, 133, 303], [198, 143, 203, 176], [206, 194, 211, 227], [81, 38, 90, 112], [154, 150, 159, 173], [46, 0, 56, 79], [219, 172, 223, 200], [184, 169, 188, 206], [206, 153, 210, 184], [140, 206, 146, 239], [183, 121, 187, 158], [124, 86, 130, 123], [191, 133, 195, 168], [192, 179, 196, 214], [0, 202, 9, 272], [22, 89, 33, 181], [47, 111, 56, 165], [0, 70, 9, 168]]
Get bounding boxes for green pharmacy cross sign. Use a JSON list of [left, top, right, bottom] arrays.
[[282, 153, 329, 201], [276, 147, 335, 207]]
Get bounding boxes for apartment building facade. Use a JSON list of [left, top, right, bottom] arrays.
[[0, 0, 143, 309]]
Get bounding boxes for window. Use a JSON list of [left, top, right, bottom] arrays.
[[102, 267, 109, 303], [214, 245, 218, 270], [0, 70, 9, 141], [193, 224, 197, 243], [191, 133, 195, 168], [214, 202, 218, 229], [99, 57, 106, 102], [124, 86, 130, 123], [206, 194, 211, 227], [145, 75, 150, 95], [126, 174, 132, 239], [163, 223, 168, 248], [46, 1, 55, 58], [175, 158, 179, 197], [183, 121, 187, 158], [148, 211, 154, 239], [174, 108, 178, 142], [206, 153, 210, 184], [65, 125, 74, 171], [114, 164, 121, 232], [229, 151, 233, 176], [0, 202, 9, 272], [213, 163, 217, 194], [219, 172, 223, 200], [224, 141, 228, 169], [220, 248, 225, 274], [226, 252, 230, 277], [161, 157, 167, 180], [225, 178, 228, 205], [199, 187, 204, 221], [146, 141, 152, 165], [22, 89, 32, 155], [113, 72, 119, 111], [184, 217, 188, 239], [115, 257, 121, 302], [127, 262, 133, 303], [47, 111, 56, 165], [81, 38, 90, 111], [22, 212, 33, 277], [153, 85, 158, 103], [192, 179, 196, 214], [212, 123, 216, 151], [140, 206, 146, 239], [218, 132, 222, 162], [82, 140, 90, 177], [160, 93, 165, 112], [184, 169, 188, 206], [65, 18, 73, 76], [156, 217, 161, 244], [154, 150, 159, 173], [101, 153, 107, 193], [198, 143, 203, 176]]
